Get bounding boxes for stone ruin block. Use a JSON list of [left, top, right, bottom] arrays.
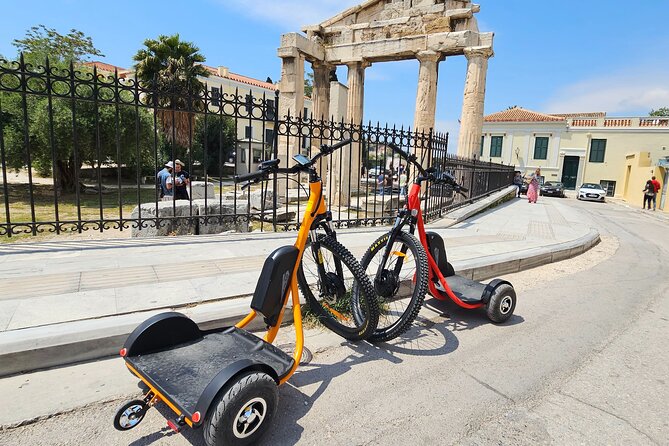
[[190, 181, 215, 200], [130, 201, 195, 237], [193, 199, 251, 234]]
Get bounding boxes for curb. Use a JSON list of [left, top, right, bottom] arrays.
[[0, 225, 599, 378]]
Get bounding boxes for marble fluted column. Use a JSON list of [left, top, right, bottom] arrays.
[[277, 49, 305, 172], [311, 61, 332, 180], [413, 50, 442, 165], [331, 60, 370, 206], [457, 46, 493, 158]]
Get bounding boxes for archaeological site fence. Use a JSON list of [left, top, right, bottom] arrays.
[[0, 56, 514, 238]]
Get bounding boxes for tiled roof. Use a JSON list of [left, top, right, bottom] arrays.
[[202, 65, 276, 90], [484, 107, 566, 123], [552, 112, 606, 118], [82, 61, 127, 73]]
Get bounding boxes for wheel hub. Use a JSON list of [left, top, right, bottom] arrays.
[[374, 269, 400, 298], [500, 296, 513, 314], [119, 405, 144, 429], [321, 272, 346, 304], [233, 397, 267, 439]]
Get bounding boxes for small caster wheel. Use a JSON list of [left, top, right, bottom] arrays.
[[203, 371, 278, 446], [113, 399, 148, 431], [486, 284, 516, 323]]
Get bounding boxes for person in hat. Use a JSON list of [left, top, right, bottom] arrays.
[[173, 159, 190, 200], [157, 161, 174, 199]]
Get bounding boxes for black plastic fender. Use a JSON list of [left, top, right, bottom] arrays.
[[192, 359, 278, 426], [123, 312, 201, 357], [481, 279, 514, 304]]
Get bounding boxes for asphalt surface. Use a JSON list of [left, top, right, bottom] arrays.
[[0, 197, 666, 445]]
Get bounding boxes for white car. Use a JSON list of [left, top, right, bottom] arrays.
[[577, 183, 606, 202]]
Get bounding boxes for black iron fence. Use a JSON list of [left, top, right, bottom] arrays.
[[0, 55, 514, 238]]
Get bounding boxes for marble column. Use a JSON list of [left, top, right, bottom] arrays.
[[413, 51, 442, 165], [330, 60, 369, 206], [311, 61, 332, 180], [457, 46, 493, 158], [277, 48, 305, 169], [311, 61, 332, 121]]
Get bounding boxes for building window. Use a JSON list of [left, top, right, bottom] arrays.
[[265, 129, 274, 144], [245, 94, 253, 114], [211, 87, 220, 107], [303, 107, 309, 118], [600, 180, 616, 197], [534, 136, 549, 160], [589, 139, 606, 163], [265, 99, 275, 120], [490, 136, 503, 157], [245, 126, 252, 139], [480, 135, 485, 157], [240, 149, 246, 163]]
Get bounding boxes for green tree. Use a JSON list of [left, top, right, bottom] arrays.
[[304, 70, 314, 99], [132, 34, 209, 147], [12, 24, 104, 64], [649, 107, 669, 116], [192, 115, 236, 176], [1, 26, 155, 193]]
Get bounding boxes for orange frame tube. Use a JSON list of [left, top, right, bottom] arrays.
[[234, 179, 326, 384]]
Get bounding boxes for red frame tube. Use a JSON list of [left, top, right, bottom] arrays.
[[408, 183, 483, 309]]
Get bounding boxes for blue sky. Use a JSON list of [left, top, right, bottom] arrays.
[[1, 0, 668, 144]]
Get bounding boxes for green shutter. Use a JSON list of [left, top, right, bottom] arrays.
[[589, 139, 606, 163], [480, 135, 485, 156], [533, 137, 549, 160], [490, 136, 503, 157]]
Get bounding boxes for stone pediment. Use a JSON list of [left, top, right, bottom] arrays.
[[303, 0, 481, 46]]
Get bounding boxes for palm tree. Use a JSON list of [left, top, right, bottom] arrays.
[[133, 34, 209, 147]]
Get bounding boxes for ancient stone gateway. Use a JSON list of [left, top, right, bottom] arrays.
[[278, 0, 494, 204]]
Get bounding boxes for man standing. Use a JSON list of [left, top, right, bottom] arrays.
[[651, 175, 661, 211], [174, 159, 190, 200], [157, 161, 174, 199]]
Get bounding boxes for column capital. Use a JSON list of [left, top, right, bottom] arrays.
[[463, 46, 494, 60], [346, 59, 372, 70], [415, 50, 442, 64]]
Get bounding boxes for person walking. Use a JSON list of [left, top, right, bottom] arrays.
[[643, 179, 655, 210], [650, 175, 661, 211], [173, 159, 190, 200], [526, 168, 541, 204], [513, 171, 523, 198], [157, 161, 174, 200]]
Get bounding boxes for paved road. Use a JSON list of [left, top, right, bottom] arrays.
[[1, 198, 666, 445]]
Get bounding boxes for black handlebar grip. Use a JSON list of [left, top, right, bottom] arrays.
[[234, 170, 265, 183], [328, 139, 353, 152]]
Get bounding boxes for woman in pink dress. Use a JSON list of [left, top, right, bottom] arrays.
[[527, 168, 541, 203]]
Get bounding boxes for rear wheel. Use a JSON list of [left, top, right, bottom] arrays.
[[360, 232, 428, 342], [113, 399, 147, 431], [486, 284, 516, 323], [203, 371, 278, 446], [298, 234, 378, 341]]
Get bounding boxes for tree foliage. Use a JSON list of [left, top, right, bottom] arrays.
[[1, 26, 156, 193], [12, 24, 104, 63], [132, 34, 209, 147], [649, 107, 669, 116]]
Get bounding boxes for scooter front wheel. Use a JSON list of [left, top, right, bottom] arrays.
[[113, 399, 148, 431], [486, 284, 516, 323], [203, 371, 278, 446]]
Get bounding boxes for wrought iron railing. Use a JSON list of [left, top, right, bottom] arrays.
[[0, 55, 514, 238]]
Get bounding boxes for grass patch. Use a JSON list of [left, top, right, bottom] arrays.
[[1, 183, 156, 242]]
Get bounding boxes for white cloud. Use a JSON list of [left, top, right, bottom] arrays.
[[543, 66, 669, 115], [220, 0, 360, 30]]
